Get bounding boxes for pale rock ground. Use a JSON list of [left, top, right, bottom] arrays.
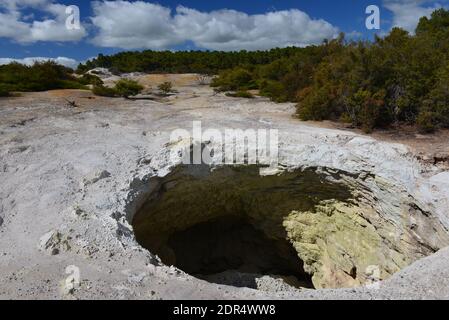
[[0, 74, 449, 299]]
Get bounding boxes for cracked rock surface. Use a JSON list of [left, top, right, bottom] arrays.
[[1, 78, 449, 299]]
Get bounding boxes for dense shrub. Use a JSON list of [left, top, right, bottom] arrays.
[[423, 64, 449, 128], [92, 85, 117, 97], [296, 86, 335, 121], [211, 68, 255, 91], [297, 12, 449, 132], [114, 79, 143, 98], [0, 84, 10, 97], [78, 74, 104, 86], [92, 79, 143, 98], [259, 80, 288, 102], [0, 61, 86, 92], [417, 111, 437, 133]]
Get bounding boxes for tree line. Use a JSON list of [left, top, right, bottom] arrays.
[[75, 48, 303, 75]]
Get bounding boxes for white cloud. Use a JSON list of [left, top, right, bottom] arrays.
[[0, 0, 50, 11], [91, 1, 177, 49], [0, 0, 86, 43], [0, 56, 79, 68], [90, 1, 339, 51], [383, 0, 446, 32]]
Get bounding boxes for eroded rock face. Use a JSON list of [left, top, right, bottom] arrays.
[[284, 172, 449, 288], [132, 164, 449, 289]]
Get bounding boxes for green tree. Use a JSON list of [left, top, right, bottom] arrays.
[[211, 68, 255, 92], [422, 64, 449, 128], [416, 8, 449, 35], [114, 79, 143, 98]]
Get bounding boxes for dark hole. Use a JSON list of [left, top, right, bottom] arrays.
[[350, 266, 357, 279], [132, 165, 345, 291], [162, 215, 314, 289]]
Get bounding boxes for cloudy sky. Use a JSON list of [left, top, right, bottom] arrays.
[[0, 0, 447, 67]]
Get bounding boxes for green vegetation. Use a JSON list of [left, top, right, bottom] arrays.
[[211, 9, 449, 133], [0, 85, 10, 97], [158, 81, 173, 95], [114, 79, 144, 98], [92, 79, 143, 98], [77, 73, 104, 86], [0, 61, 86, 96], [76, 48, 302, 75], [92, 84, 117, 97], [211, 68, 257, 92]]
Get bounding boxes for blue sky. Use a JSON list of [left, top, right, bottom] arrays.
[[0, 0, 447, 67]]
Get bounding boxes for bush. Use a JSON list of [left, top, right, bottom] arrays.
[[211, 68, 255, 91], [225, 90, 254, 99], [423, 65, 449, 128], [158, 81, 173, 95], [92, 79, 143, 98], [59, 80, 87, 90], [0, 84, 10, 97], [114, 79, 143, 98], [92, 85, 117, 97], [0, 61, 88, 93], [296, 86, 334, 121], [417, 111, 437, 133], [259, 80, 288, 102], [78, 74, 104, 86], [344, 89, 386, 133]]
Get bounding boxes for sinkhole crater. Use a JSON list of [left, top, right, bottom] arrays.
[[131, 164, 449, 290]]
